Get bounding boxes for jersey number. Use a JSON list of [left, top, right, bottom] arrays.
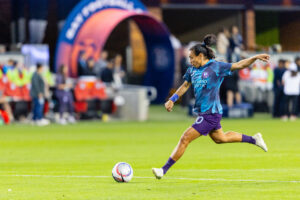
[[195, 116, 204, 124]]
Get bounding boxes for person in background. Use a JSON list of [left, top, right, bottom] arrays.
[[180, 46, 193, 108], [272, 59, 286, 117], [180, 47, 190, 77], [101, 60, 114, 83], [224, 70, 241, 107], [229, 26, 243, 62], [0, 94, 13, 122], [113, 54, 126, 86], [56, 64, 76, 125], [295, 57, 300, 72], [78, 52, 88, 76], [0, 69, 14, 121], [30, 63, 49, 126], [94, 50, 108, 78], [2, 59, 15, 75], [281, 63, 300, 121], [250, 63, 269, 108], [217, 27, 230, 61], [7, 63, 31, 86], [295, 57, 300, 115], [82, 58, 96, 76]]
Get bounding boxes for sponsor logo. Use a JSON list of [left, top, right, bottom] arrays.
[[202, 71, 209, 78]]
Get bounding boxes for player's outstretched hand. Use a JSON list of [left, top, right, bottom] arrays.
[[165, 100, 174, 112], [255, 54, 270, 62]]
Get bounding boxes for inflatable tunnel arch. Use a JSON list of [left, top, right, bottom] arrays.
[[55, 0, 174, 103]]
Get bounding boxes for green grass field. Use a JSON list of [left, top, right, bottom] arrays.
[[1, 106, 300, 200]]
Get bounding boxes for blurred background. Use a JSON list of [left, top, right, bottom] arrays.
[[0, 0, 300, 125]]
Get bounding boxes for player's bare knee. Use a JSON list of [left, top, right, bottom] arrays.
[[180, 134, 190, 146]]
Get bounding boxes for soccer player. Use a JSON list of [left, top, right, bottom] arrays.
[[152, 34, 269, 179]]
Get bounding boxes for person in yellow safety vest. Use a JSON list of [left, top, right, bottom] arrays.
[[6, 64, 54, 87], [6, 65, 32, 87], [42, 67, 55, 87]]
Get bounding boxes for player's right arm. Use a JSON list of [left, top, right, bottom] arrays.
[[165, 81, 191, 112]]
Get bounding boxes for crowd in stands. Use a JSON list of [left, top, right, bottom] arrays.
[[1, 24, 300, 124], [0, 50, 127, 126], [217, 26, 300, 120], [273, 58, 300, 121], [78, 51, 126, 86]]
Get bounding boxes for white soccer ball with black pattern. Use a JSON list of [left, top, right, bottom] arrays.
[[112, 162, 133, 183]]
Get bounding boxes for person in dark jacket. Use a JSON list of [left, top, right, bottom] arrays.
[[272, 59, 286, 117], [82, 58, 96, 76], [30, 63, 49, 125], [224, 70, 241, 107], [295, 57, 300, 115], [101, 60, 114, 83]]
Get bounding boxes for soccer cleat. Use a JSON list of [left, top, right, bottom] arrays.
[[152, 168, 164, 179], [253, 133, 268, 152]]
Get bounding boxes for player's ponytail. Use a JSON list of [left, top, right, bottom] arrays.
[[190, 34, 216, 60]]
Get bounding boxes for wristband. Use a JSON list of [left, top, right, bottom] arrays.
[[169, 94, 179, 103]]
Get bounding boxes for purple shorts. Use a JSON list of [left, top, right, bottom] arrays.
[[192, 114, 222, 136]]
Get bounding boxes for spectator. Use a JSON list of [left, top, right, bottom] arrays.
[[217, 27, 230, 61], [56, 64, 76, 125], [295, 57, 300, 114], [180, 47, 190, 77], [0, 92, 13, 120], [82, 58, 96, 76], [273, 59, 286, 117], [101, 60, 114, 83], [2, 59, 15, 74], [249, 63, 272, 112], [0, 95, 13, 122], [7, 64, 31, 86], [113, 54, 126, 86], [94, 50, 108, 77], [296, 57, 300, 72], [78, 52, 87, 76], [180, 47, 193, 107], [281, 63, 300, 121], [228, 26, 243, 62], [224, 70, 241, 107], [30, 63, 49, 126]]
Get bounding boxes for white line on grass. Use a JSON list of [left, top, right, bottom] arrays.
[[173, 168, 300, 172], [1, 174, 299, 183]]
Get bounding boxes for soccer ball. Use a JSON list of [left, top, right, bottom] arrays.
[[112, 162, 133, 183]]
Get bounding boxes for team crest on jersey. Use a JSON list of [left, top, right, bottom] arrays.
[[202, 72, 209, 78]]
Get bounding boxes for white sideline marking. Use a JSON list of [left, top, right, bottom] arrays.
[[173, 168, 300, 172], [0, 174, 299, 183]]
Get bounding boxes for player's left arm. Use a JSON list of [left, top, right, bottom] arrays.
[[231, 54, 270, 71]]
